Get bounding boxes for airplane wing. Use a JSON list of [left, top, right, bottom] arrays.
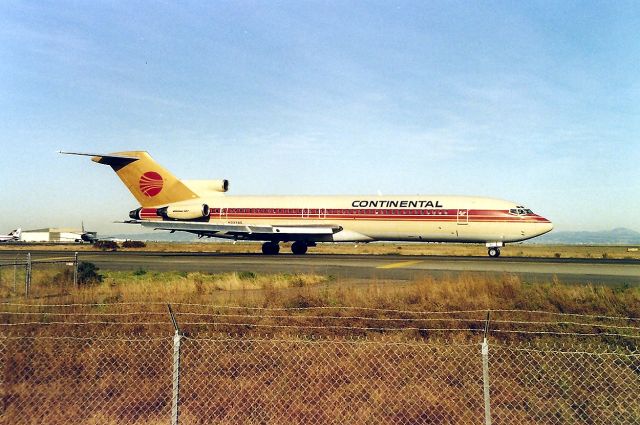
[[125, 220, 342, 240]]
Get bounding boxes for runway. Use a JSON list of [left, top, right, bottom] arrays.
[[1, 251, 638, 286]]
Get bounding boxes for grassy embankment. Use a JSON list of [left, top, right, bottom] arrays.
[[2, 266, 639, 340], [2, 241, 640, 259]]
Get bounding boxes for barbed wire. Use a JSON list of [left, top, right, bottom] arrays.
[[0, 335, 171, 341], [490, 318, 640, 332], [2, 303, 637, 323], [1, 314, 637, 335], [180, 321, 483, 333], [0, 311, 168, 317], [0, 321, 172, 326], [0, 301, 166, 308], [491, 328, 640, 339], [490, 308, 640, 322], [491, 342, 640, 356]]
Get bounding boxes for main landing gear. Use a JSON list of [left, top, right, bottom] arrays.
[[291, 241, 308, 255], [487, 247, 501, 258], [261, 241, 280, 255], [261, 241, 310, 255]]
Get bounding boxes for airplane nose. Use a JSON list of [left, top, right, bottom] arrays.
[[540, 220, 553, 235]]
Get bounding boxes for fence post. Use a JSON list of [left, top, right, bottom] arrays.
[[168, 304, 182, 425], [73, 252, 79, 286], [25, 253, 31, 297], [14, 254, 18, 293], [482, 311, 492, 425]]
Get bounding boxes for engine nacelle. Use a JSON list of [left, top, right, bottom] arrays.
[[182, 179, 229, 194], [157, 204, 210, 220], [129, 208, 142, 220], [129, 207, 161, 220]]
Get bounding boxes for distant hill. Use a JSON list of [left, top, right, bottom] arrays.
[[533, 228, 640, 245], [110, 228, 640, 245]]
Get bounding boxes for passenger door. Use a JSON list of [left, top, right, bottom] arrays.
[[457, 209, 469, 225]]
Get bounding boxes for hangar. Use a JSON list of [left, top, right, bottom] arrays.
[[20, 228, 83, 243]]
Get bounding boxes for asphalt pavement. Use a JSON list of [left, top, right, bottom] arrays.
[[1, 250, 638, 286]]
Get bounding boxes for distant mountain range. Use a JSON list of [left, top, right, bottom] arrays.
[[111, 227, 640, 245], [532, 228, 640, 245]]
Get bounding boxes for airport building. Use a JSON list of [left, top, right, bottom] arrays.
[[20, 228, 83, 243]]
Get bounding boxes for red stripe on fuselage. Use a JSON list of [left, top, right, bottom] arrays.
[[205, 209, 549, 223], [137, 208, 549, 223]]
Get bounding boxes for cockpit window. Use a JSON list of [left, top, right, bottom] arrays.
[[510, 207, 534, 215]]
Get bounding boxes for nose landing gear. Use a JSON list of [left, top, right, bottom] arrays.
[[488, 247, 501, 258]]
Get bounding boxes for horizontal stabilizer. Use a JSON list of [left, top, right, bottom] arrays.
[[59, 151, 139, 168]]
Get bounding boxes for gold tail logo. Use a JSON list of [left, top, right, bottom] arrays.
[[139, 171, 164, 197]]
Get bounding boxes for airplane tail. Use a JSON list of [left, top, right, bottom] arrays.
[[12, 228, 21, 239], [63, 151, 199, 207]]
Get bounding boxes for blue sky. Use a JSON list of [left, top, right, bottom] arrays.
[[1, 1, 639, 235]]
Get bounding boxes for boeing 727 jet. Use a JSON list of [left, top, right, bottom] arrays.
[[62, 151, 553, 257]]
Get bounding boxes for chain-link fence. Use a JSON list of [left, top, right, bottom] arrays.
[[0, 253, 78, 299], [1, 305, 640, 424]]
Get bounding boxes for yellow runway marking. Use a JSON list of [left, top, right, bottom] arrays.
[[376, 260, 423, 269]]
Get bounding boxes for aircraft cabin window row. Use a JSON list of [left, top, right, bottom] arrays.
[[209, 208, 454, 215]]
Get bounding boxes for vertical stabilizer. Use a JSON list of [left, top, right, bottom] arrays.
[[89, 151, 199, 207]]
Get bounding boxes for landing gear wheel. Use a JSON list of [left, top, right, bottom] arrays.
[[488, 247, 501, 258], [261, 241, 280, 255], [291, 241, 308, 255]]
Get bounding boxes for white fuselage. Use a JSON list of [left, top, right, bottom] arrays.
[[139, 195, 553, 244]]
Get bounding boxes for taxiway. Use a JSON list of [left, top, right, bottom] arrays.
[[0, 251, 638, 286]]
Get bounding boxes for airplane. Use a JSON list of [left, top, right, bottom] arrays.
[[74, 222, 128, 244], [77, 222, 99, 243], [0, 228, 21, 243], [61, 151, 553, 257]]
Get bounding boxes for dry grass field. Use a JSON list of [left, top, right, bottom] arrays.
[[3, 266, 640, 337], [2, 267, 640, 424]]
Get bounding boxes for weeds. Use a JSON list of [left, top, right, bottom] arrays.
[[77, 261, 103, 285], [237, 271, 256, 280], [133, 267, 147, 276], [122, 240, 146, 248]]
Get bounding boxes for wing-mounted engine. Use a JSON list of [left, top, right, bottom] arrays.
[[182, 179, 229, 195]]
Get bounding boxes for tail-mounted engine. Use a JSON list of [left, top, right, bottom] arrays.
[[182, 179, 229, 194], [158, 204, 210, 220], [130, 204, 210, 221]]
